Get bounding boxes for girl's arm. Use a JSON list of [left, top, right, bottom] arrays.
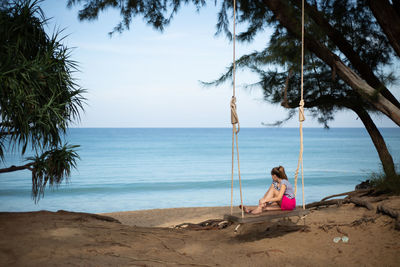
[[265, 184, 286, 203]]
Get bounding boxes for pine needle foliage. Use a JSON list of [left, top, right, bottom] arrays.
[[68, 0, 399, 177], [68, 0, 397, 127], [209, 0, 396, 127], [0, 0, 85, 202], [67, 0, 208, 35]]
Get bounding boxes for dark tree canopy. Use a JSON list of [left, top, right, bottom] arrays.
[[67, 0, 400, 126], [0, 0, 85, 202], [208, 0, 398, 178], [68, 0, 399, 179], [67, 0, 207, 35], [210, 0, 397, 125]]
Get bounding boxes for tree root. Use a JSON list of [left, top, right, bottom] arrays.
[[377, 204, 400, 230], [307, 194, 375, 211], [369, 196, 390, 203], [349, 197, 374, 210], [320, 189, 372, 202], [310, 192, 400, 230], [319, 217, 376, 232], [351, 217, 376, 226], [306, 198, 349, 209], [175, 219, 232, 230]]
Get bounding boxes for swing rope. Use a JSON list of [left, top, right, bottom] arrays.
[[230, 0, 306, 216], [294, 0, 306, 210], [230, 0, 244, 218]]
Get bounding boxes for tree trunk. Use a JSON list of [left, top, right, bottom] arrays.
[[394, 0, 400, 17], [367, 0, 400, 58], [262, 0, 400, 126], [292, 0, 400, 109], [351, 105, 397, 178], [334, 62, 400, 126]]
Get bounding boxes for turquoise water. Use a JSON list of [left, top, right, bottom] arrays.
[[1, 128, 399, 213]]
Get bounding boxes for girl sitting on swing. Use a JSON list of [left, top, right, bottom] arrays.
[[242, 166, 296, 214]]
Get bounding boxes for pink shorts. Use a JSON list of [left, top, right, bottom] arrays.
[[281, 195, 296, 210]]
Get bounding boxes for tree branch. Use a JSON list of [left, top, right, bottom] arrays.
[[262, 0, 400, 126], [292, 0, 400, 109], [368, 0, 400, 58], [0, 163, 33, 173], [284, 94, 350, 109]]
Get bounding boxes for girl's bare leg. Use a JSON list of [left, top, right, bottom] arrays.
[[252, 188, 280, 214], [262, 204, 282, 211], [264, 202, 279, 208], [262, 187, 275, 203]]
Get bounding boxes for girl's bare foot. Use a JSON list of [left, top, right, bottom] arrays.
[[239, 205, 252, 213], [251, 211, 262, 215], [250, 207, 263, 214]]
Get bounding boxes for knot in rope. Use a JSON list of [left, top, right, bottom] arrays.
[[230, 96, 240, 133], [298, 99, 305, 122]]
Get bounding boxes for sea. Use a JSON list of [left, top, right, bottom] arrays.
[[0, 128, 399, 213]]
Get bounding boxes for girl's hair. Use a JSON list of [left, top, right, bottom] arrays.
[[271, 166, 288, 180]]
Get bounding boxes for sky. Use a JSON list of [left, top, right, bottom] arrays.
[[39, 1, 399, 128]]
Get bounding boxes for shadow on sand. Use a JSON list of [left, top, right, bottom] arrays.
[[233, 218, 310, 242]]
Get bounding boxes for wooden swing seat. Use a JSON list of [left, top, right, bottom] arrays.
[[224, 208, 309, 224]]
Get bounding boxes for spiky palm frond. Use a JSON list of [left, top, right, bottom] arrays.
[[0, 0, 86, 157], [28, 144, 80, 202], [0, 0, 84, 201]]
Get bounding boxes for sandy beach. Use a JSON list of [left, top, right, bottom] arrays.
[[0, 195, 399, 266]]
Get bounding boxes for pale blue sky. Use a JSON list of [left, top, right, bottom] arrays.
[[40, 1, 398, 128]]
